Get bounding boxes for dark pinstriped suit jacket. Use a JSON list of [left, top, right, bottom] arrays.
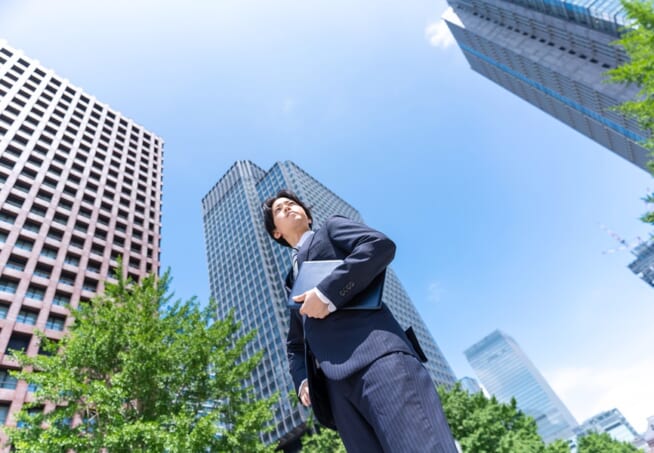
[[286, 215, 417, 396]]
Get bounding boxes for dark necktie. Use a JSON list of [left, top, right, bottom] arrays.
[[292, 248, 299, 280]]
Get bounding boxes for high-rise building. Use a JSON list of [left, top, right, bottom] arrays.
[[202, 160, 457, 449], [459, 376, 483, 394], [573, 408, 643, 447], [0, 41, 163, 429], [628, 239, 654, 288], [465, 329, 578, 443], [443, 0, 650, 171]]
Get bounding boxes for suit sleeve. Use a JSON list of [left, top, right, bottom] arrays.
[[287, 300, 307, 393], [315, 215, 396, 309]]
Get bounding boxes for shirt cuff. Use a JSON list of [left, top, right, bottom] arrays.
[[298, 378, 308, 397], [314, 287, 337, 312]]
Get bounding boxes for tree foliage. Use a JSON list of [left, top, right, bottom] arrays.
[[438, 385, 642, 453], [438, 383, 554, 452], [607, 0, 654, 224], [5, 269, 276, 453], [608, 0, 654, 153], [577, 432, 640, 453], [301, 422, 346, 453]]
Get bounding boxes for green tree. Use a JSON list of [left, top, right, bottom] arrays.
[[438, 384, 569, 453], [301, 422, 346, 453], [5, 269, 276, 453], [608, 0, 654, 153], [607, 0, 654, 224], [577, 432, 640, 453]]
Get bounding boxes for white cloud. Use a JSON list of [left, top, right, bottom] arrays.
[[425, 20, 455, 49], [546, 359, 654, 433], [428, 281, 443, 303]]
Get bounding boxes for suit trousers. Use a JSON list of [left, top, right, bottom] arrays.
[[326, 352, 458, 453]]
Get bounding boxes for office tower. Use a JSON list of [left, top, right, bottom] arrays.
[[443, 0, 650, 171], [202, 160, 457, 449], [573, 409, 644, 446], [465, 330, 578, 443], [628, 239, 654, 288], [0, 41, 163, 429], [459, 376, 483, 394], [643, 415, 654, 452]]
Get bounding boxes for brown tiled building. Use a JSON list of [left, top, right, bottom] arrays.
[[0, 40, 163, 430]]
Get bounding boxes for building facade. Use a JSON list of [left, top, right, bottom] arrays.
[[465, 329, 578, 443], [459, 376, 483, 394], [443, 0, 650, 171], [572, 408, 644, 447], [0, 41, 163, 428], [628, 239, 654, 288], [202, 160, 457, 448]]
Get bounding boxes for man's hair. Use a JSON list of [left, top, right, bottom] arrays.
[[262, 189, 313, 248]]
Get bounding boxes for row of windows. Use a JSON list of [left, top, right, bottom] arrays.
[[0, 274, 98, 295], [0, 305, 65, 330], [0, 50, 158, 137], [0, 151, 158, 204], [2, 136, 161, 196], [463, 4, 623, 69]]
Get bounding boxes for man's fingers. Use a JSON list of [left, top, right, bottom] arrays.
[[292, 292, 306, 303]]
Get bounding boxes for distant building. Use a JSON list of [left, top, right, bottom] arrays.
[[459, 376, 483, 394], [573, 408, 644, 447], [202, 160, 457, 449], [628, 239, 654, 288], [643, 415, 654, 452], [443, 0, 650, 171], [465, 329, 578, 443]]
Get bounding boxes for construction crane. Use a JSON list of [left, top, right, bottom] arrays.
[[599, 224, 644, 255]]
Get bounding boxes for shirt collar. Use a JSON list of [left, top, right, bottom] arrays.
[[294, 230, 314, 251]]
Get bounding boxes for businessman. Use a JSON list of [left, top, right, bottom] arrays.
[[263, 189, 457, 453]]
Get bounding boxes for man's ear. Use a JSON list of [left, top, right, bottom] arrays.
[[273, 230, 282, 240]]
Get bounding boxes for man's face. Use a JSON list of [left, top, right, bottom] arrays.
[[271, 197, 311, 241]]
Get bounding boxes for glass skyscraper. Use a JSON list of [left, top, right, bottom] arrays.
[[202, 160, 457, 449], [573, 408, 643, 446], [465, 330, 578, 443], [628, 239, 654, 288], [443, 0, 650, 171]]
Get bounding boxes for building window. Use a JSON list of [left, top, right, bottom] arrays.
[[46, 316, 65, 331], [0, 278, 18, 294], [82, 280, 97, 293], [0, 404, 9, 425], [59, 273, 75, 286], [6, 333, 31, 354], [64, 255, 80, 267], [33, 266, 51, 279], [5, 257, 26, 272], [52, 292, 70, 307], [15, 238, 34, 251], [25, 286, 45, 301], [0, 210, 16, 224], [17, 309, 38, 325], [40, 247, 58, 259], [23, 220, 41, 233], [0, 369, 18, 390]]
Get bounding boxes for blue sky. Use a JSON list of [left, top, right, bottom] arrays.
[[2, 0, 653, 432]]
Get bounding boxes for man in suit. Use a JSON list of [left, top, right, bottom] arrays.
[[263, 189, 458, 453]]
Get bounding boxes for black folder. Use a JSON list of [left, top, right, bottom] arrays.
[[288, 260, 385, 310]]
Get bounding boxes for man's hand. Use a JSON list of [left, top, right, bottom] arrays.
[[299, 380, 311, 407], [293, 289, 330, 319]]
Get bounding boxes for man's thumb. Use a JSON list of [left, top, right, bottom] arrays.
[[293, 293, 306, 303]]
